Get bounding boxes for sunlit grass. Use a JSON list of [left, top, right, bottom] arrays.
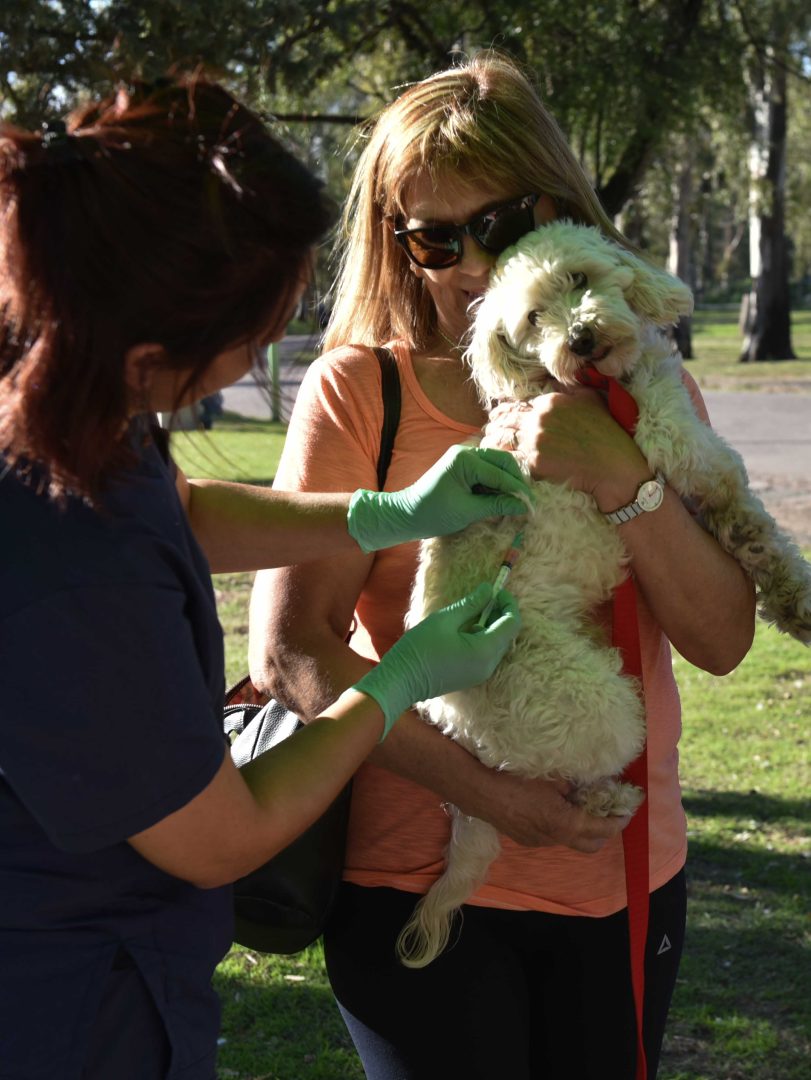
[[688, 309, 811, 387], [170, 412, 288, 486]]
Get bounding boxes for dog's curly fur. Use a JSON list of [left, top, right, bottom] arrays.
[[397, 221, 811, 969]]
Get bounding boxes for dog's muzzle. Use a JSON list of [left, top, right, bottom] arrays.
[[567, 323, 596, 356]]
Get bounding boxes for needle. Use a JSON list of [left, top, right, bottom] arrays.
[[473, 530, 524, 630]]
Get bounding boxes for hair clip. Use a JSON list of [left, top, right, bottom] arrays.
[[41, 119, 68, 147], [40, 120, 85, 165]]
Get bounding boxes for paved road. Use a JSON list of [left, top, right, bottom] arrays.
[[702, 391, 810, 547], [222, 344, 811, 544], [704, 392, 810, 481], [221, 335, 315, 424]]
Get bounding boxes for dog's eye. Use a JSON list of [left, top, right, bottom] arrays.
[[571, 272, 587, 290], [528, 309, 545, 327]]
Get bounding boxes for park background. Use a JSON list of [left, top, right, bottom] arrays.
[[2, 3, 809, 1078]]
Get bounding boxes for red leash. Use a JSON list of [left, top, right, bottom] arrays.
[[579, 368, 650, 1080]]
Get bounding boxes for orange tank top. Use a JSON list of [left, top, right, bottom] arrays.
[[273, 341, 695, 916]]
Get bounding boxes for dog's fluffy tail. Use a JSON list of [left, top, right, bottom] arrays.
[[395, 812, 501, 969]]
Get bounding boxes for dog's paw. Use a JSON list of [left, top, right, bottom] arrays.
[[572, 779, 645, 818], [759, 590, 811, 644]]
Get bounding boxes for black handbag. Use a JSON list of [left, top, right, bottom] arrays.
[[223, 346, 401, 954]]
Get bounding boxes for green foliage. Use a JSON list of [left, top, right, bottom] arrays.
[[2, 2, 804, 209], [786, 75, 811, 280], [3, 1, 809, 299], [0, 1, 394, 123]]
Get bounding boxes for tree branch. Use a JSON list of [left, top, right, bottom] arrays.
[[598, 0, 706, 215]]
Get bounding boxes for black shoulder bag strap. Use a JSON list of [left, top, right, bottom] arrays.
[[372, 346, 401, 489], [227, 343, 402, 707]]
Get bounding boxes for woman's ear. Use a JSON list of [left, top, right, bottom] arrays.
[[533, 194, 558, 226], [123, 343, 167, 411]]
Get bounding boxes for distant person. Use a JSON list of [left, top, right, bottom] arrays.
[[199, 390, 225, 430]]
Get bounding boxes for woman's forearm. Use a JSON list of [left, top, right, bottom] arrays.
[[179, 444, 534, 574], [182, 476, 355, 573], [129, 690, 386, 889], [371, 710, 629, 853], [239, 689, 385, 844], [614, 486, 756, 673]]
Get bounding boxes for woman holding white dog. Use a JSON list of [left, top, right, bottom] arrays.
[[249, 52, 756, 1079]]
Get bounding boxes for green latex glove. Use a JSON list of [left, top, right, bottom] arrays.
[[353, 582, 521, 739], [347, 445, 533, 554]]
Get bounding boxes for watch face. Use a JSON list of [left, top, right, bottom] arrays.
[[638, 479, 664, 512]]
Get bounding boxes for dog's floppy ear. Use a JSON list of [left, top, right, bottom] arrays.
[[615, 247, 694, 325], [466, 293, 525, 402]]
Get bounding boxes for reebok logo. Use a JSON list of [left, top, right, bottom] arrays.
[[657, 934, 672, 956]]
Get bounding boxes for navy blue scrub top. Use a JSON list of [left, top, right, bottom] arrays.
[[0, 424, 232, 1079]]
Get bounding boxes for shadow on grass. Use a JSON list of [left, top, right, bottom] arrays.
[[682, 787, 809, 899], [210, 411, 287, 433], [215, 975, 361, 1079], [665, 873, 811, 1080], [657, 787, 811, 1077], [683, 788, 811, 825], [662, 812, 811, 1078]]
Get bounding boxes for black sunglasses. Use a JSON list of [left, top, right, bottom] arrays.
[[394, 193, 540, 270]]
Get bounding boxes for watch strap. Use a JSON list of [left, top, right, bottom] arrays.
[[604, 472, 665, 525]]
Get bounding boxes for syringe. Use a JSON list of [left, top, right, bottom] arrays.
[[473, 530, 524, 630]]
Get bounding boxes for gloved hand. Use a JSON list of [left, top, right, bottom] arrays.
[[347, 445, 533, 554], [352, 582, 521, 739]]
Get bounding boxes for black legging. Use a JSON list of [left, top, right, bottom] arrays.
[[324, 870, 686, 1080]]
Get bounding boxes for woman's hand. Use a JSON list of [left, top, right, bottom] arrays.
[[347, 445, 533, 554], [474, 771, 633, 853], [353, 583, 521, 738], [482, 390, 650, 511], [483, 388, 755, 673]]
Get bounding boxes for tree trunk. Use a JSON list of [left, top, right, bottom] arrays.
[[596, 0, 705, 215], [667, 152, 694, 359], [739, 47, 795, 362]]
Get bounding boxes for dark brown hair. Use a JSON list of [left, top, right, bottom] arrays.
[[0, 75, 333, 499]]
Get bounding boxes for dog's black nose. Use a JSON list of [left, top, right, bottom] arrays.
[[567, 325, 595, 356]]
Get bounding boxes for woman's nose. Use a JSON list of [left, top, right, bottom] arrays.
[[458, 235, 497, 275]]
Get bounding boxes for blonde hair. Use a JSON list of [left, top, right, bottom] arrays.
[[324, 51, 622, 353]]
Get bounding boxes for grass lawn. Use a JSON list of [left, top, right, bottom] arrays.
[[169, 313, 810, 1080], [687, 309, 811, 389]]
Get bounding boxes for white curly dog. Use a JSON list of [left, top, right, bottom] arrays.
[[398, 220, 811, 969]]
